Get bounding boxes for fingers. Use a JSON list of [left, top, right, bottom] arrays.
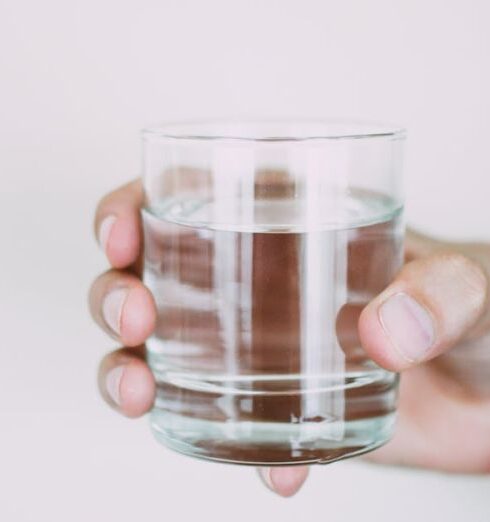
[[89, 269, 156, 347], [94, 179, 144, 269], [359, 253, 488, 371], [257, 466, 309, 497], [93, 180, 154, 418], [98, 347, 155, 418]]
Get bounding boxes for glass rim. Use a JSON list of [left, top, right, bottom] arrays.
[[142, 118, 406, 143]]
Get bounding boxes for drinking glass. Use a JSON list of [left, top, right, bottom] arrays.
[[141, 120, 405, 465]]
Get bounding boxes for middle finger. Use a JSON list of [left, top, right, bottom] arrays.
[[89, 269, 157, 346]]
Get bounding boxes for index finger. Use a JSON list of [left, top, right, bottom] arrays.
[[94, 179, 144, 270]]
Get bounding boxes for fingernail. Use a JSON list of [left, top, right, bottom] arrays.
[[102, 287, 128, 336], [257, 468, 274, 491], [378, 292, 435, 362], [98, 215, 117, 253], [106, 366, 124, 406]]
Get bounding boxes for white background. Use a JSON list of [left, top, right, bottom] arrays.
[[1, 1, 489, 521]]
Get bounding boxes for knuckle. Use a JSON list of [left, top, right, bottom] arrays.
[[440, 252, 488, 310], [95, 192, 113, 218]]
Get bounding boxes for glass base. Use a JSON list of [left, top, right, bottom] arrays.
[[149, 410, 396, 466]]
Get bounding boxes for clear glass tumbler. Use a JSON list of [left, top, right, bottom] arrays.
[[142, 120, 405, 466]]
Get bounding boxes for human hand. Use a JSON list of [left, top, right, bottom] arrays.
[[90, 180, 489, 497]]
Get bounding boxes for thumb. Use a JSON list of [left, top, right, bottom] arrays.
[[358, 252, 488, 371]]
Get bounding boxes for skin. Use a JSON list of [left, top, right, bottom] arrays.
[[90, 180, 490, 497]]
